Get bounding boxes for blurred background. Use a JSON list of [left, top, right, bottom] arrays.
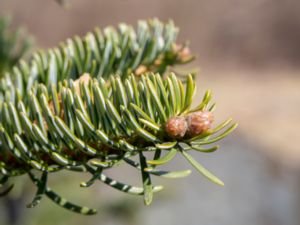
[[0, 0, 300, 225]]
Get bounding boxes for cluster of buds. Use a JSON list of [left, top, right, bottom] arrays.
[[165, 111, 214, 139], [133, 43, 194, 76]]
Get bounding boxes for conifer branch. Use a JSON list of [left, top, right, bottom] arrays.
[[0, 19, 236, 215]]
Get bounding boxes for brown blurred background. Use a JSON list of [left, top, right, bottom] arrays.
[[0, 0, 300, 225]]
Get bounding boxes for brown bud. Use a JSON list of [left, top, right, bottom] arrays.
[[186, 111, 214, 136], [134, 65, 148, 76], [172, 43, 193, 63], [165, 116, 188, 139], [154, 54, 164, 66], [73, 73, 91, 95]]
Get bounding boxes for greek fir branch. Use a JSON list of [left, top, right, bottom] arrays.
[[0, 18, 193, 104], [0, 19, 236, 215]]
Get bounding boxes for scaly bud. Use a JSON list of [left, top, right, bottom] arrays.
[[186, 111, 214, 136], [165, 116, 188, 139]]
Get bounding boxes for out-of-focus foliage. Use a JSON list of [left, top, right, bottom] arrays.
[[0, 15, 32, 76], [55, 0, 71, 8]]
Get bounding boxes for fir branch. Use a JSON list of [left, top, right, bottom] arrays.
[[0, 19, 236, 215], [0, 19, 193, 104], [0, 72, 236, 213]]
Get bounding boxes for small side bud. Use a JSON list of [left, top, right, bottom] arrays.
[[73, 73, 92, 95], [165, 116, 188, 139], [135, 65, 148, 76], [172, 43, 194, 63], [186, 111, 214, 136]]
